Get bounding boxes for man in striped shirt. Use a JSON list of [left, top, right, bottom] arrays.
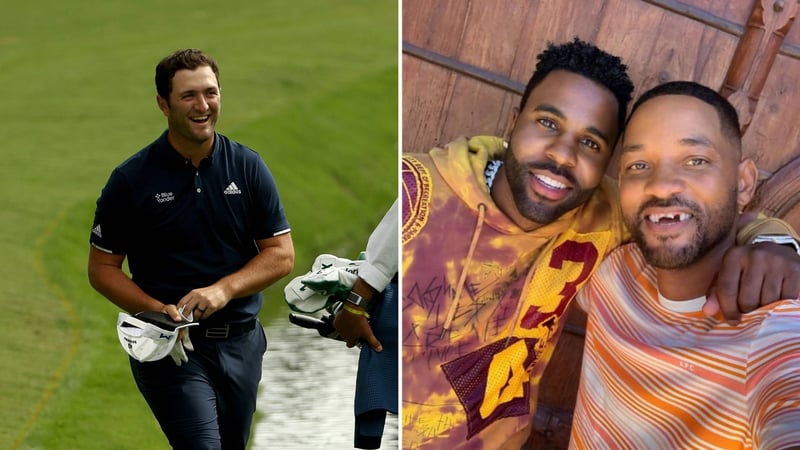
[[571, 81, 800, 449]]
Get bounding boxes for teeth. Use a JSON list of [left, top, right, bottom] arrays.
[[536, 174, 567, 189], [192, 116, 209, 121], [647, 213, 691, 223]]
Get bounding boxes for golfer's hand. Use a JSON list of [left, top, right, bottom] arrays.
[[177, 285, 230, 320], [705, 242, 800, 323], [334, 306, 382, 352], [161, 303, 186, 322]]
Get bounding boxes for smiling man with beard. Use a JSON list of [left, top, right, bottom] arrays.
[[401, 39, 800, 449], [570, 81, 800, 449]]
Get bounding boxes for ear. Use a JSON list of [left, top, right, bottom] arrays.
[[503, 106, 520, 142], [736, 158, 758, 209], [156, 95, 169, 117]]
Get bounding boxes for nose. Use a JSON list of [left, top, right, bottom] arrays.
[[643, 165, 685, 199], [545, 135, 577, 168], [194, 94, 210, 111]]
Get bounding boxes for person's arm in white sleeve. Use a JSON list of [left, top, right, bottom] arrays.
[[334, 199, 399, 351], [358, 199, 399, 293]]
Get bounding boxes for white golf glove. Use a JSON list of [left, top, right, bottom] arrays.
[[169, 305, 195, 366], [169, 329, 194, 366], [285, 254, 363, 314], [300, 266, 359, 297]]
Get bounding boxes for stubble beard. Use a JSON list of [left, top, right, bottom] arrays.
[[625, 190, 738, 269], [503, 144, 594, 225], [172, 116, 216, 146]]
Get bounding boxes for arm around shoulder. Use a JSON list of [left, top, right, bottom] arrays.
[[706, 214, 800, 321]]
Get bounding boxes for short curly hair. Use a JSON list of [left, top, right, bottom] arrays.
[[155, 49, 220, 103], [520, 37, 633, 137]]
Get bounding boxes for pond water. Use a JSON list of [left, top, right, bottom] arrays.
[[251, 318, 399, 449]]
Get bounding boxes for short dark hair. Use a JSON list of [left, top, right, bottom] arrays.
[[520, 37, 633, 136], [627, 81, 741, 149], [155, 49, 220, 102]]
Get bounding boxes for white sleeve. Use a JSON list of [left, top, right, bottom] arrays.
[[359, 199, 399, 292]]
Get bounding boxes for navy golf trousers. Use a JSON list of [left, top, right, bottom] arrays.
[[130, 321, 267, 450]]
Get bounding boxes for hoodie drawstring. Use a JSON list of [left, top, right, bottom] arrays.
[[442, 203, 486, 336]]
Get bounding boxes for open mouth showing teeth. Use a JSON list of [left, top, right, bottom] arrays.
[[191, 116, 209, 123], [535, 174, 568, 190], [646, 213, 692, 224]]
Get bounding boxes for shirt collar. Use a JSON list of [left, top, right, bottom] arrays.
[[155, 130, 218, 167], [657, 291, 706, 313]]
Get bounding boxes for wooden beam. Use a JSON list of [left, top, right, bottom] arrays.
[[720, 0, 799, 134]]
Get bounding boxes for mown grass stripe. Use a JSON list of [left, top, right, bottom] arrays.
[[15, 205, 82, 449]]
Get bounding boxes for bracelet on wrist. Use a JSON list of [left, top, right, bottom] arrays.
[[344, 290, 371, 308], [751, 234, 800, 256], [342, 304, 370, 319]]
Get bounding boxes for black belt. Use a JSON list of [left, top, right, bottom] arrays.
[[195, 319, 257, 339]]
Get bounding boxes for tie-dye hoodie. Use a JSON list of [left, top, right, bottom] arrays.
[[401, 136, 626, 449]]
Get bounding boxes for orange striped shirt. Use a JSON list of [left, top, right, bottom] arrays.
[[571, 243, 800, 450]]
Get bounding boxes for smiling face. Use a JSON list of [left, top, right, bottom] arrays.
[[157, 65, 220, 151], [502, 70, 620, 228], [619, 94, 754, 269]]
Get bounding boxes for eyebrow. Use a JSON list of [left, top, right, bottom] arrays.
[[177, 86, 219, 95], [533, 103, 611, 146], [679, 136, 713, 147], [620, 142, 642, 154], [533, 104, 566, 120]]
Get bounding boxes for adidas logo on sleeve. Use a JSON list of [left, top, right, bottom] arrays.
[[224, 182, 241, 195]]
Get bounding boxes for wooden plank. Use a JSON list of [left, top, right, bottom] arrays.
[[439, 1, 533, 145], [402, 55, 454, 151], [647, 0, 800, 57], [402, 0, 470, 56], [402, 0, 473, 152], [742, 55, 800, 173]]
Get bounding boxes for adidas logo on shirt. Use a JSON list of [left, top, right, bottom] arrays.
[[92, 224, 102, 238], [224, 182, 242, 195]]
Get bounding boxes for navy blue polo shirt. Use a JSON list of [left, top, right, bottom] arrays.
[[91, 130, 290, 324]]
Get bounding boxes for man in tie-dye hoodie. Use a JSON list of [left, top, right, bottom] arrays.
[[401, 38, 800, 449]]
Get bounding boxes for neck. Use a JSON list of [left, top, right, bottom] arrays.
[[167, 132, 214, 167], [655, 232, 736, 300]]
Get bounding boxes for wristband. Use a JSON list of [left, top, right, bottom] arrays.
[[342, 304, 370, 319], [752, 234, 800, 256], [345, 290, 369, 308]]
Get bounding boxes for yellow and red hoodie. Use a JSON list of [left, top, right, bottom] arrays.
[[401, 136, 627, 449]]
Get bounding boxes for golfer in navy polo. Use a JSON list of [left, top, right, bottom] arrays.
[[88, 48, 294, 450]]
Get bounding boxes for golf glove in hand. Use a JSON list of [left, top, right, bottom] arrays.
[[169, 329, 194, 366], [300, 266, 358, 297]]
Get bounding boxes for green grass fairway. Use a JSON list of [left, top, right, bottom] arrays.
[[0, 1, 397, 448]]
